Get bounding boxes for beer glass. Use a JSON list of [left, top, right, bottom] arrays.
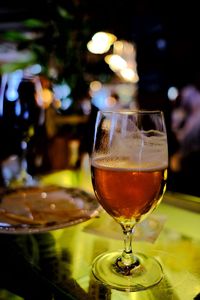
[[91, 110, 168, 291]]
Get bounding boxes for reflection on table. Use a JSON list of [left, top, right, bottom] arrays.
[[0, 164, 199, 300]]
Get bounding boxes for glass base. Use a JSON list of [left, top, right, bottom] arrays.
[[92, 250, 163, 292]]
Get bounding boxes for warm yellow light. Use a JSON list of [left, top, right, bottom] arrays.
[[87, 31, 117, 54], [35, 88, 54, 108], [113, 40, 124, 54], [87, 40, 111, 54], [120, 68, 139, 83], [92, 32, 117, 45], [106, 96, 117, 107], [90, 81, 102, 92], [105, 54, 127, 71]]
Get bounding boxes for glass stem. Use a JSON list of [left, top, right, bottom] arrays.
[[122, 227, 137, 265], [115, 226, 139, 275]]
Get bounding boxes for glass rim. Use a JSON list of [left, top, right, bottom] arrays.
[[99, 109, 164, 115]]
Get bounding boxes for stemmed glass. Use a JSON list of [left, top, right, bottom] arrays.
[[91, 110, 168, 291]]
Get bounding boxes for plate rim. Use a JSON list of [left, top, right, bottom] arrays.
[[0, 185, 100, 234]]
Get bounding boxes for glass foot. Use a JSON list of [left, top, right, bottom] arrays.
[[92, 250, 163, 292]]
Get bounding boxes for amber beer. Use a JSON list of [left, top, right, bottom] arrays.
[[91, 158, 167, 223]]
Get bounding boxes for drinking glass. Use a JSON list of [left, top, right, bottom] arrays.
[[91, 110, 168, 291]]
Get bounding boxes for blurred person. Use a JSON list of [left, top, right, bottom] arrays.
[[169, 84, 200, 196]]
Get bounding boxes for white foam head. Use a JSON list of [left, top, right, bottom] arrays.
[[93, 130, 168, 170], [92, 111, 168, 170]]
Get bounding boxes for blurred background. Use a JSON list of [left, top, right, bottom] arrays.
[[1, 0, 200, 196]]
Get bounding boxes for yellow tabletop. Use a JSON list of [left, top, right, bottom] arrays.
[[0, 165, 199, 300]]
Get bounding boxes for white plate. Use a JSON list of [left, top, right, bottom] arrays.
[[0, 186, 100, 234]]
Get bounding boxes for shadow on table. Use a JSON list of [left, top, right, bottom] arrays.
[[0, 233, 90, 300]]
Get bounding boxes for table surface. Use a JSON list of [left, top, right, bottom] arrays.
[[0, 164, 199, 300]]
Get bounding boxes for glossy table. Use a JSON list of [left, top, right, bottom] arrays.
[[0, 166, 199, 300]]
